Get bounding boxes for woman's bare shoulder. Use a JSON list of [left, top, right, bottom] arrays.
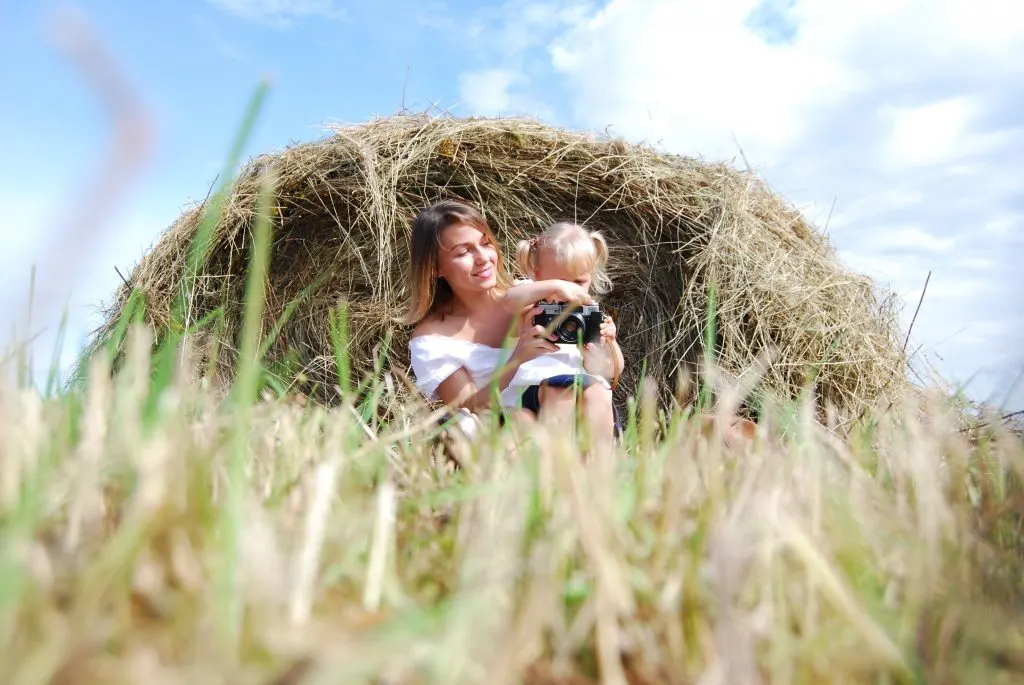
[[411, 315, 459, 340]]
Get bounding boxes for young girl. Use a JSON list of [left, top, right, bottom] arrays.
[[499, 222, 625, 425]]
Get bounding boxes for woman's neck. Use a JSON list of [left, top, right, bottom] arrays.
[[452, 287, 501, 318]]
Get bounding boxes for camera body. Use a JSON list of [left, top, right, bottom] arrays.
[[533, 301, 604, 345]]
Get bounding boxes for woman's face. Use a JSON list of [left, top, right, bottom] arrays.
[[436, 223, 499, 295]]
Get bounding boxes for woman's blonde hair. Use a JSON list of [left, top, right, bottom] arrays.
[[515, 221, 613, 295], [398, 199, 510, 326]]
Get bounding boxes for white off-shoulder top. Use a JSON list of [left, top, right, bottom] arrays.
[[408, 298, 610, 410], [503, 345, 588, 400], [408, 334, 513, 402]]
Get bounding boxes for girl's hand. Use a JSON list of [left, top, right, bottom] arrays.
[[599, 314, 617, 342]]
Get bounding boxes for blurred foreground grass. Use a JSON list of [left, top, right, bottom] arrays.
[[0, 321, 1023, 685]]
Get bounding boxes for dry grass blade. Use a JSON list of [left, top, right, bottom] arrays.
[[289, 461, 339, 625]]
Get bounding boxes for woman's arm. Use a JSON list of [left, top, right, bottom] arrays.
[[434, 356, 522, 414], [435, 330, 558, 413], [501, 279, 594, 313]]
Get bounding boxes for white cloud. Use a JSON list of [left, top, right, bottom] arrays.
[[868, 226, 958, 253], [457, 0, 1024, 407], [984, 214, 1021, 236], [458, 69, 526, 116], [541, 0, 1024, 160], [205, 0, 344, 27], [458, 69, 558, 121], [548, 0, 857, 160], [954, 257, 993, 270], [882, 98, 977, 168], [881, 97, 1019, 169], [489, 1, 594, 58]]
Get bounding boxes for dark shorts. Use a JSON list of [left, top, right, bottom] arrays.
[[519, 374, 622, 435], [519, 374, 602, 414]]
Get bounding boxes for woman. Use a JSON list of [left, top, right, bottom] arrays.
[[399, 199, 616, 449]]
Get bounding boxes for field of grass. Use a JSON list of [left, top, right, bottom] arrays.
[[1, 315, 1022, 684], [3, 85, 1023, 685]]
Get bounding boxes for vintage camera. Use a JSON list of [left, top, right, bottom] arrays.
[[533, 301, 604, 345]]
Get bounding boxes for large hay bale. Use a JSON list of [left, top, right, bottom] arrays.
[[94, 114, 908, 420]]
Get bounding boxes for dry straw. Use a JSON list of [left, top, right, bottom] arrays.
[[92, 113, 908, 420]]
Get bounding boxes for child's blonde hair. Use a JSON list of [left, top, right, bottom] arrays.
[[515, 221, 613, 295]]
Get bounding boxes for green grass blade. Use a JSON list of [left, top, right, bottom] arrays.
[[216, 168, 276, 657], [330, 300, 351, 401], [173, 80, 271, 329], [698, 279, 718, 412], [44, 307, 70, 397]]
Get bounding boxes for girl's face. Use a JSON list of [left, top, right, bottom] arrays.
[[436, 223, 499, 294], [535, 249, 592, 293]]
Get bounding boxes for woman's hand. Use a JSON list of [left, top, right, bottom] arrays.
[[517, 305, 540, 336], [544, 280, 594, 305], [516, 305, 558, 340], [511, 324, 559, 364]]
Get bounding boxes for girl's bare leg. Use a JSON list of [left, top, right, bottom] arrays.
[[581, 383, 615, 463], [537, 384, 614, 462], [537, 384, 578, 429]]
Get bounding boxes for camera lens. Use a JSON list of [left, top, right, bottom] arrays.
[[557, 314, 585, 343]]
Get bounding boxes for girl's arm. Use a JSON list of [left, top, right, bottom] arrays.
[[582, 314, 626, 388], [606, 337, 622, 387], [582, 340, 624, 388], [608, 339, 625, 389]]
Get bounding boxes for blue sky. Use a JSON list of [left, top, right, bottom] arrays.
[[2, 0, 1022, 410]]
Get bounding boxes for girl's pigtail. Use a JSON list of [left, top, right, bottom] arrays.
[[589, 230, 613, 295], [515, 238, 536, 279]]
